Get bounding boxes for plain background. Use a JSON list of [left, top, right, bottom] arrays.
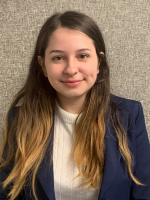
[[0, 0, 150, 142]]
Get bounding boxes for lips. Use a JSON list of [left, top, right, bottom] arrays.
[[61, 80, 83, 83], [62, 80, 83, 87]]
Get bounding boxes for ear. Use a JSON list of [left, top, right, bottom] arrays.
[[97, 52, 104, 74], [100, 51, 104, 56], [98, 51, 105, 65], [38, 56, 48, 77]]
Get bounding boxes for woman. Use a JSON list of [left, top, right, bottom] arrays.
[[0, 10, 150, 200]]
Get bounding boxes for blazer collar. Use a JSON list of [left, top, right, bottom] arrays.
[[36, 95, 124, 200]]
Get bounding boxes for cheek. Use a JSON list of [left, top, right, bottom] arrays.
[[46, 66, 61, 79], [82, 60, 99, 80], [44, 59, 61, 77], [83, 68, 98, 80]]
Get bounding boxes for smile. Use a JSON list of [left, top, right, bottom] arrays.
[[61, 80, 83, 87]]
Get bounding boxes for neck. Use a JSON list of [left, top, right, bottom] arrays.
[[56, 94, 85, 114]]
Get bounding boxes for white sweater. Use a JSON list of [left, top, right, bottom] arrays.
[[53, 101, 100, 200]]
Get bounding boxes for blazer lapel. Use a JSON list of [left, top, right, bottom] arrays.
[[99, 94, 125, 199], [36, 114, 56, 200], [98, 120, 121, 199]]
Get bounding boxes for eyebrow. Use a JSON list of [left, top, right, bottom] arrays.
[[49, 48, 91, 54]]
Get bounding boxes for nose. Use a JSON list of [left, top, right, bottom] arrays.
[[63, 57, 78, 76]]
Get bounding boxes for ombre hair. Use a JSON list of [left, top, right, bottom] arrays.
[[0, 10, 143, 200]]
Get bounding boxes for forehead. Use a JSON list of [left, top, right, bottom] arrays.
[[47, 27, 95, 50]]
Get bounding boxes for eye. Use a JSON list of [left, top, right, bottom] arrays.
[[52, 56, 64, 61], [78, 54, 89, 59]]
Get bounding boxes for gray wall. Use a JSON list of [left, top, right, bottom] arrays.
[[0, 0, 150, 141]]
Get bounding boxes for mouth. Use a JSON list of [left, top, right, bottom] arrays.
[[61, 80, 84, 87], [61, 79, 84, 83]]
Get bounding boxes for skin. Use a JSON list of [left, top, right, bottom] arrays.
[[38, 27, 104, 114]]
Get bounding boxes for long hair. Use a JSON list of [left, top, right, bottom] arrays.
[[0, 10, 143, 200]]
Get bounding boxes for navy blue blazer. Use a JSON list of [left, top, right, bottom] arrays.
[[0, 95, 150, 200]]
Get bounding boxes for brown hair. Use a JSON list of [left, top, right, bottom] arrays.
[[0, 10, 143, 200]]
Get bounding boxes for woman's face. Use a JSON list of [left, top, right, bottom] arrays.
[[40, 27, 100, 102]]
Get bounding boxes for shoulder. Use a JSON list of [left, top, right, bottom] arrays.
[[110, 93, 142, 113], [110, 93, 146, 137], [8, 106, 20, 128], [111, 93, 149, 143], [111, 94, 150, 162], [110, 94, 145, 124]]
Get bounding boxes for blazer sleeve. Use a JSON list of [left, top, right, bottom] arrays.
[[129, 102, 150, 200]]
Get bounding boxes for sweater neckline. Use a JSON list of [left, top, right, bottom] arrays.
[[55, 101, 82, 124]]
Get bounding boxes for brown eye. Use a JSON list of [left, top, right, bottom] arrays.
[[79, 54, 89, 59], [52, 56, 64, 60]]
